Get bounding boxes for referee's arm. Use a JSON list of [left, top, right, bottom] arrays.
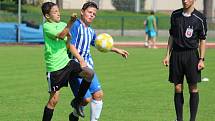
[[199, 39, 206, 60], [198, 14, 207, 70], [163, 36, 173, 66], [198, 39, 206, 70]]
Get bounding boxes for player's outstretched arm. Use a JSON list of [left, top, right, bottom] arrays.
[[111, 47, 129, 59], [58, 13, 77, 39]]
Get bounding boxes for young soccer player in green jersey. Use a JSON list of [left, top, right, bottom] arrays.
[[145, 11, 157, 48], [41, 2, 94, 121]]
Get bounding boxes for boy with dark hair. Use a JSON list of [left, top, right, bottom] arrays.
[[41, 2, 94, 121], [163, 0, 207, 121], [68, 1, 129, 121]]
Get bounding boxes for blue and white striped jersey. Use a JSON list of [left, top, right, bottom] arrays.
[[70, 19, 96, 69]]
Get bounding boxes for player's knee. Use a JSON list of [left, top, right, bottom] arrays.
[[92, 90, 103, 101], [82, 67, 94, 81], [88, 69, 94, 81], [82, 98, 91, 106], [189, 89, 198, 93], [48, 98, 58, 108], [188, 84, 198, 93], [175, 84, 183, 93], [47, 92, 59, 108]]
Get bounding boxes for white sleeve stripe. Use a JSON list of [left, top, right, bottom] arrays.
[[47, 72, 51, 92], [193, 14, 206, 35], [172, 10, 182, 15]]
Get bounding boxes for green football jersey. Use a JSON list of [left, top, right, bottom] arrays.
[[43, 21, 70, 72], [146, 15, 156, 30]]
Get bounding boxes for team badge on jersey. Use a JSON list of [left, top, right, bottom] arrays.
[[185, 26, 193, 38]]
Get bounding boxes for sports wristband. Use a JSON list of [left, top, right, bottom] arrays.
[[199, 58, 205, 61]]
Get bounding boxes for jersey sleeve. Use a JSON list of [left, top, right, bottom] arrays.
[[169, 13, 175, 36], [91, 31, 96, 46], [198, 16, 207, 40], [43, 22, 66, 40], [70, 21, 79, 45]]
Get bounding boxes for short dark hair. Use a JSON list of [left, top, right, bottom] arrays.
[[150, 11, 155, 15], [82, 1, 99, 10], [41, 2, 57, 16]]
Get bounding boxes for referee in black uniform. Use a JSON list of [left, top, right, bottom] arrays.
[[163, 0, 207, 121]]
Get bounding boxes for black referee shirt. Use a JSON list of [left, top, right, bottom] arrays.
[[169, 8, 207, 50]]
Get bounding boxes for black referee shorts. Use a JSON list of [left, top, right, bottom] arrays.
[[169, 49, 201, 84], [46, 60, 82, 92]]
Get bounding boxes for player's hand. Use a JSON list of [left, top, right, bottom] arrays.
[[80, 60, 88, 68], [198, 60, 205, 70], [58, 28, 69, 39], [162, 56, 169, 67], [67, 32, 71, 40], [120, 49, 129, 59], [65, 13, 77, 29], [70, 13, 77, 22], [112, 47, 129, 59]]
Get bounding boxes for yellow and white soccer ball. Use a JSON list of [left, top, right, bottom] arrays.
[[95, 33, 114, 52]]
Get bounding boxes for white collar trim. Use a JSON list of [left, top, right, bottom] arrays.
[[182, 12, 191, 17]]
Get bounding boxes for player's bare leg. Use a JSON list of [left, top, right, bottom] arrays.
[[42, 91, 60, 121], [151, 37, 157, 48]]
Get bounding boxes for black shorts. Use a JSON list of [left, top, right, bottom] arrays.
[[169, 49, 201, 84], [46, 60, 82, 92]]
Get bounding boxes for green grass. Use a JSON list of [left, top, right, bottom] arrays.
[[113, 36, 215, 42], [0, 46, 215, 121]]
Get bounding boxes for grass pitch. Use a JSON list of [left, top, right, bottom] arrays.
[[0, 46, 214, 121]]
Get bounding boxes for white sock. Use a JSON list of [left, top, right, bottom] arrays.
[[90, 100, 103, 121]]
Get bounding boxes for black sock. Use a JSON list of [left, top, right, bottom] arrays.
[[42, 106, 54, 121], [190, 92, 199, 121], [174, 92, 184, 121], [69, 112, 79, 120], [77, 79, 91, 100]]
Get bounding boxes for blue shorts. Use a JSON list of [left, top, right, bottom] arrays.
[[69, 73, 101, 99], [145, 27, 148, 33], [147, 29, 157, 38]]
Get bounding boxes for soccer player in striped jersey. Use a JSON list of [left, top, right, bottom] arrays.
[[68, 1, 129, 121]]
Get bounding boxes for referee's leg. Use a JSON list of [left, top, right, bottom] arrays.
[[188, 84, 199, 121], [174, 84, 184, 121]]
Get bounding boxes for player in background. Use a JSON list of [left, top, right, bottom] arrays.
[[68, 1, 129, 121], [41, 2, 94, 120], [162, 0, 207, 121], [145, 11, 157, 48]]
